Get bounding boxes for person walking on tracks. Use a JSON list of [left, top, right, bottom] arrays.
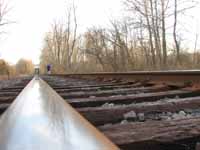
[[47, 64, 51, 74]]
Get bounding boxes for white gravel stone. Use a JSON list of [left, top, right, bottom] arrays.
[[167, 112, 172, 116], [101, 103, 115, 108], [123, 111, 137, 119], [175, 95, 180, 99], [172, 113, 179, 119], [160, 115, 171, 120], [172, 112, 185, 119], [179, 110, 186, 116], [120, 120, 129, 125], [138, 113, 145, 121]]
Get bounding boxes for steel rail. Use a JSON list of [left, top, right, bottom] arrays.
[[48, 70, 200, 83], [0, 77, 119, 150], [50, 70, 200, 75]]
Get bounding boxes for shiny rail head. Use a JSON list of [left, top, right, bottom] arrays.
[[0, 77, 120, 150]]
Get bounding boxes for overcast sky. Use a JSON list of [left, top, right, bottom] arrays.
[[0, 0, 199, 64]]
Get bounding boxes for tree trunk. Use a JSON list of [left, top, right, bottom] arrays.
[[161, 0, 167, 68], [173, 0, 181, 65], [144, 0, 156, 68], [150, 0, 161, 67]]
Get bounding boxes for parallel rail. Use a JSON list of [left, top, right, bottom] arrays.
[[1, 71, 200, 150], [51, 70, 200, 83]]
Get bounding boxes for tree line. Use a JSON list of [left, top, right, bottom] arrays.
[[0, 0, 35, 78], [0, 59, 34, 79], [40, 0, 199, 73]]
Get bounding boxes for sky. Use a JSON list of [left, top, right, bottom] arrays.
[[0, 0, 122, 65], [0, 0, 199, 65]]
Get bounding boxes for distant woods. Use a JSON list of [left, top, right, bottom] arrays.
[[0, 59, 34, 79], [0, 0, 35, 79], [40, 0, 199, 73]]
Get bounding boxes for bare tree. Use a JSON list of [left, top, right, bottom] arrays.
[[161, 0, 168, 68], [64, 3, 77, 70], [193, 30, 199, 65], [173, 0, 197, 65], [124, 0, 157, 68], [16, 59, 34, 75], [0, 0, 13, 34], [0, 59, 10, 78], [40, 2, 78, 73], [82, 28, 108, 71], [150, 0, 162, 65], [40, 0, 199, 73]]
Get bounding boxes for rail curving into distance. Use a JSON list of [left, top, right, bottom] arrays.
[[0, 77, 119, 150]]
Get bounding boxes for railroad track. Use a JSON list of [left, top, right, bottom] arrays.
[[1, 71, 200, 149]]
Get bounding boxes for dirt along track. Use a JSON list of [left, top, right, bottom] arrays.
[[1, 71, 200, 149]]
